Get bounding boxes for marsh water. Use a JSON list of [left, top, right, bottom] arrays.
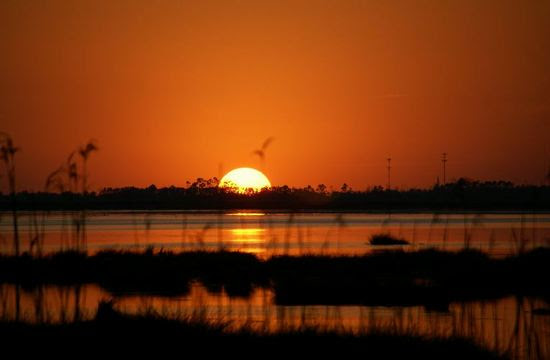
[[1, 211, 549, 256], [1, 211, 550, 359], [1, 283, 549, 359]]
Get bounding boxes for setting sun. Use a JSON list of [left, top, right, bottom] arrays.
[[219, 167, 271, 193]]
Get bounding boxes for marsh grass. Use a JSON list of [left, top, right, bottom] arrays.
[[1, 248, 548, 306], [0, 132, 20, 256], [0, 302, 507, 359], [41, 140, 98, 252], [252, 136, 275, 171], [0, 262, 546, 359]]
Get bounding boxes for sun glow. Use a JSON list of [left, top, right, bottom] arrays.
[[219, 167, 271, 193]]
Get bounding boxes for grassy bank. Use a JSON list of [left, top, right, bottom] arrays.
[[1, 248, 549, 305], [0, 303, 506, 359]]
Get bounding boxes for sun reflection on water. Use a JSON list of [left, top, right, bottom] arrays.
[[227, 212, 266, 216], [229, 228, 265, 244]]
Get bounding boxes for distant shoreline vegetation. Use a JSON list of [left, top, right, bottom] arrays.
[[1, 178, 549, 211]]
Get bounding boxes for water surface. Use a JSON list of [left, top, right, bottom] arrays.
[[1, 211, 549, 256], [1, 283, 548, 360]]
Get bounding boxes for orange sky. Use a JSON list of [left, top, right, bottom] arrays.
[[1, 0, 549, 192]]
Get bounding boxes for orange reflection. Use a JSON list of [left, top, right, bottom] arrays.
[[228, 212, 266, 216], [229, 228, 265, 244], [1, 283, 548, 360]]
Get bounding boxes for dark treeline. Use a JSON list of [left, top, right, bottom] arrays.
[[1, 177, 549, 211]]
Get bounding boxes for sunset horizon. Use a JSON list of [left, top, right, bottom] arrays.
[[2, 1, 549, 192], [1, 1, 549, 357]]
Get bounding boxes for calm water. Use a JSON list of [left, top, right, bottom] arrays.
[[1, 211, 550, 358], [1, 283, 548, 359], [1, 211, 549, 256]]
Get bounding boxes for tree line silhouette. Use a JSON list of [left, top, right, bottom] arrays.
[[1, 132, 549, 211], [1, 177, 549, 211]]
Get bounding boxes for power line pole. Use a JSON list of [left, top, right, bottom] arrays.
[[387, 157, 391, 190], [442, 153, 447, 185]]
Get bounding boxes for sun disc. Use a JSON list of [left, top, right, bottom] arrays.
[[219, 167, 271, 193]]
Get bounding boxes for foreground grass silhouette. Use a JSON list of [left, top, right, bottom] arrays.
[[1, 248, 549, 306], [0, 303, 506, 359]]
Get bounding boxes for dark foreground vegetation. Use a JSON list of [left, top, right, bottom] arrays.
[[2, 178, 549, 211], [0, 303, 506, 359], [1, 248, 549, 307]]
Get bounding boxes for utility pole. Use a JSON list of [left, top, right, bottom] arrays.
[[387, 157, 392, 190], [442, 153, 447, 185]]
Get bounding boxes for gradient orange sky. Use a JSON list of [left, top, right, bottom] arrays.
[[1, 0, 549, 192]]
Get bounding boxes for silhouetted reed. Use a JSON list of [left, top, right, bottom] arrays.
[[1, 278, 548, 358], [0, 132, 20, 256], [252, 137, 275, 170], [0, 303, 507, 359], [41, 140, 98, 252]]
